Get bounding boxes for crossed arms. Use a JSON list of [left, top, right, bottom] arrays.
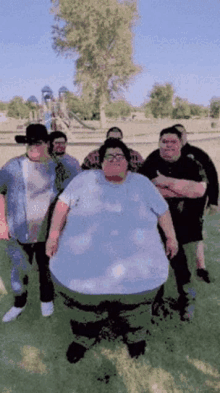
[[152, 172, 207, 198]]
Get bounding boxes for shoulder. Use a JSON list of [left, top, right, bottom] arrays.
[[84, 149, 99, 160], [183, 144, 210, 162], [143, 149, 160, 165], [128, 172, 156, 188], [129, 149, 143, 160], [1, 155, 25, 171], [62, 154, 80, 166]]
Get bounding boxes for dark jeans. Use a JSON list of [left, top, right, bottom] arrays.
[[56, 285, 163, 349], [14, 242, 54, 308]]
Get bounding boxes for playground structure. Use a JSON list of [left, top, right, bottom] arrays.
[[28, 86, 95, 132]]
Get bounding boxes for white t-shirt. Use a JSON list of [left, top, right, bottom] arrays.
[[50, 170, 170, 295], [22, 157, 56, 242]]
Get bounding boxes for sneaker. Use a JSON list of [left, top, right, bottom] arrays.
[[66, 342, 87, 363], [197, 268, 211, 283], [2, 306, 25, 322], [41, 301, 54, 317], [126, 340, 146, 358]]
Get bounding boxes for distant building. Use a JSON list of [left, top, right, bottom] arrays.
[[41, 86, 53, 103], [27, 96, 39, 105]]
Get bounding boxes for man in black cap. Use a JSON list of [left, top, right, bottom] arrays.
[[0, 124, 71, 322]]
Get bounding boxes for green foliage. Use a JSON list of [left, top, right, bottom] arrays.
[[0, 101, 8, 111], [51, 0, 141, 126], [7, 96, 30, 119], [172, 97, 191, 119], [210, 98, 220, 118], [65, 91, 99, 120], [144, 102, 152, 118], [149, 83, 174, 118], [105, 99, 132, 118], [189, 103, 203, 117]]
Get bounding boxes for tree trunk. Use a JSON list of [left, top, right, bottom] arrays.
[[99, 94, 107, 129]]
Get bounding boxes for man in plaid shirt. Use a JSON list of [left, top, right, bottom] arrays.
[[81, 127, 143, 172]]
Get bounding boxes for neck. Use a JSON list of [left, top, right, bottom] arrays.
[[27, 154, 50, 163], [105, 173, 127, 184], [160, 153, 181, 163], [54, 152, 65, 157]]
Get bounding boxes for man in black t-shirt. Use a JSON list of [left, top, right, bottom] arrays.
[[145, 123, 218, 283], [139, 127, 207, 320]]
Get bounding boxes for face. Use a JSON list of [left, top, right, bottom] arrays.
[[159, 133, 182, 162], [107, 131, 122, 140], [102, 147, 128, 180], [27, 141, 50, 162], [52, 137, 67, 155]]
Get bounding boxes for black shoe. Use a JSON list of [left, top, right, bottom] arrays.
[[127, 340, 146, 358], [197, 268, 211, 283], [66, 342, 87, 363]]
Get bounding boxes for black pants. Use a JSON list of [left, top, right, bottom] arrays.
[[57, 285, 163, 349], [14, 242, 54, 308]]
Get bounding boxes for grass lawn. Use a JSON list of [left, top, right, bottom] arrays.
[[1, 209, 220, 393]]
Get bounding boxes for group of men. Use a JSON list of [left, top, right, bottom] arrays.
[[1, 123, 218, 323]]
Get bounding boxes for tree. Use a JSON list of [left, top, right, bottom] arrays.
[[51, 0, 141, 128], [144, 102, 152, 118], [65, 91, 99, 120], [0, 101, 8, 111], [105, 99, 132, 118], [172, 97, 191, 119], [149, 83, 174, 118], [7, 97, 29, 119], [189, 103, 203, 117], [210, 98, 220, 118]]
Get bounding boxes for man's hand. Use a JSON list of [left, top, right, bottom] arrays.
[[206, 204, 218, 216], [46, 235, 59, 258], [152, 171, 168, 187], [0, 222, 10, 240], [165, 237, 178, 259]]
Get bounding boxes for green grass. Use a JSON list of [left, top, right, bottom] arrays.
[[1, 212, 220, 393]]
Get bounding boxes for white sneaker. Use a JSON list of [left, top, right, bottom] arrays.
[[2, 306, 25, 322], [41, 301, 54, 317]]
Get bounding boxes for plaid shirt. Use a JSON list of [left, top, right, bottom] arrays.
[[81, 148, 143, 172]]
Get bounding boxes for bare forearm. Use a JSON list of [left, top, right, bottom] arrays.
[[160, 177, 206, 198], [48, 200, 69, 239], [156, 185, 182, 198], [158, 210, 176, 240], [0, 194, 7, 223]]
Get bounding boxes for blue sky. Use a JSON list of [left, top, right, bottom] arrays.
[[1, 0, 220, 107]]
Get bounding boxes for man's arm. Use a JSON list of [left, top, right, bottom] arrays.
[[46, 200, 69, 257], [152, 172, 207, 198], [158, 210, 178, 259], [0, 194, 9, 240]]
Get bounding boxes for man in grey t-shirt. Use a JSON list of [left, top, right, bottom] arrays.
[[0, 124, 70, 322]]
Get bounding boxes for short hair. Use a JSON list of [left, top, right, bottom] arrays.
[[173, 124, 186, 132], [106, 127, 123, 139], [49, 131, 67, 143], [99, 138, 130, 165], [160, 126, 182, 140]]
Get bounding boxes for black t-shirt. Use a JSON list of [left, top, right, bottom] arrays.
[[145, 143, 219, 206], [182, 143, 219, 206], [139, 152, 207, 243]]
